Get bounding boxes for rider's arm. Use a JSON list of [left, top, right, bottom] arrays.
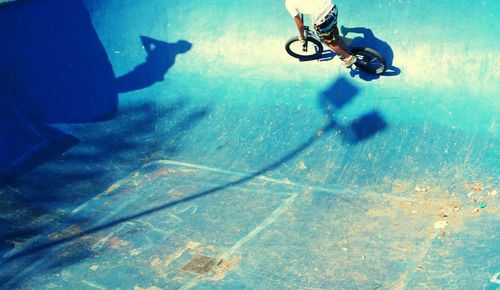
[[293, 15, 305, 41]]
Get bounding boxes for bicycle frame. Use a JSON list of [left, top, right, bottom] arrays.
[[299, 14, 321, 52], [286, 14, 387, 74]]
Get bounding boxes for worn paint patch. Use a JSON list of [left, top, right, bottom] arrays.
[[181, 254, 241, 281], [107, 236, 128, 249], [134, 286, 162, 290], [49, 225, 82, 240], [209, 256, 241, 281], [151, 240, 202, 279], [93, 182, 122, 201]]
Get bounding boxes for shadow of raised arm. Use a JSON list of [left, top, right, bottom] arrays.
[[115, 37, 192, 93], [340, 25, 374, 39]]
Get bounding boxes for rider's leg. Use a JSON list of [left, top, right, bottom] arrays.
[[325, 40, 351, 58], [324, 25, 350, 58], [324, 25, 357, 67]]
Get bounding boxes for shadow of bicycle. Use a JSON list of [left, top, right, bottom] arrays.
[[341, 26, 400, 81]]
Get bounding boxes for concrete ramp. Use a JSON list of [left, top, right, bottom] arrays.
[[0, 0, 498, 289]]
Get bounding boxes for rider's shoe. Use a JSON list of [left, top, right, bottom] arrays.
[[343, 55, 357, 68]]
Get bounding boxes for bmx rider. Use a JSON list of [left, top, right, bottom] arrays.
[[285, 0, 357, 68]]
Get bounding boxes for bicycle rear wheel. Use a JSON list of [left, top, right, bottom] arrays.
[[285, 36, 324, 60], [351, 47, 386, 75]]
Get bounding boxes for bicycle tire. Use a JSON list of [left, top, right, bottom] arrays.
[[285, 36, 324, 60], [350, 47, 386, 75]]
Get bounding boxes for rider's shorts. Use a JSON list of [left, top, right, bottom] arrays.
[[313, 5, 338, 43]]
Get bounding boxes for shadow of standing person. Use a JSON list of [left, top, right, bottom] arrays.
[[340, 26, 400, 80], [115, 36, 192, 93]]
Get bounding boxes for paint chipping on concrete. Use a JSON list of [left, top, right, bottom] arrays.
[[134, 286, 162, 290]]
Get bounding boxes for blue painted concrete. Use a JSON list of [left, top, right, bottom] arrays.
[[0, 0, 498, 289]]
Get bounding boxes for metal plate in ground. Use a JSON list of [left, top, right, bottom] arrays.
[[181, 255, 220, 275]]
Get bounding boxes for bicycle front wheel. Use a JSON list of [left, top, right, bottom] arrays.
[[285, 36, 324, 60], [351, 47, 386, 75]]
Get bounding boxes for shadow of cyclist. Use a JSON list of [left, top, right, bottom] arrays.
[[115, 36, 192, 93], [340, 26, 400, 81]]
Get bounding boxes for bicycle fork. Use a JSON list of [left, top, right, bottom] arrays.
[[301, 27, 311, 52]]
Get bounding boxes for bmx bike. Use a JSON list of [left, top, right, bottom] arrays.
[[285, 16, 386, 75]]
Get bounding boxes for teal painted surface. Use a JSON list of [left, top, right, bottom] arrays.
[[0, 0, 498, 289]]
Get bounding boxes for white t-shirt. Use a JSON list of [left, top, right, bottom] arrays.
[[285, 0, 334, 24]]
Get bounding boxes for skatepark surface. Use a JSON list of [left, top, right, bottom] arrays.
[[0, 0, 498, 289]]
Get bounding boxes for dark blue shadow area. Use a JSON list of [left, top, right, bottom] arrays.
[[0, 0, 117, 124], [319, 77, 359, 110], [319, 77, 388, 143], [0, 77, 387, 288], [0, 0, 199, 285], [116, 36, 192, 93], [344, 111, 388, 143], [0, 101, 210, 287], [0, 113, 80, 182], [0, 0, 192, 183], [0, 0, 116, 181], [340, 25, 401, 81]]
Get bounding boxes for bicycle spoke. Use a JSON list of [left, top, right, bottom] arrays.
[[285, 35, 324, 60]]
